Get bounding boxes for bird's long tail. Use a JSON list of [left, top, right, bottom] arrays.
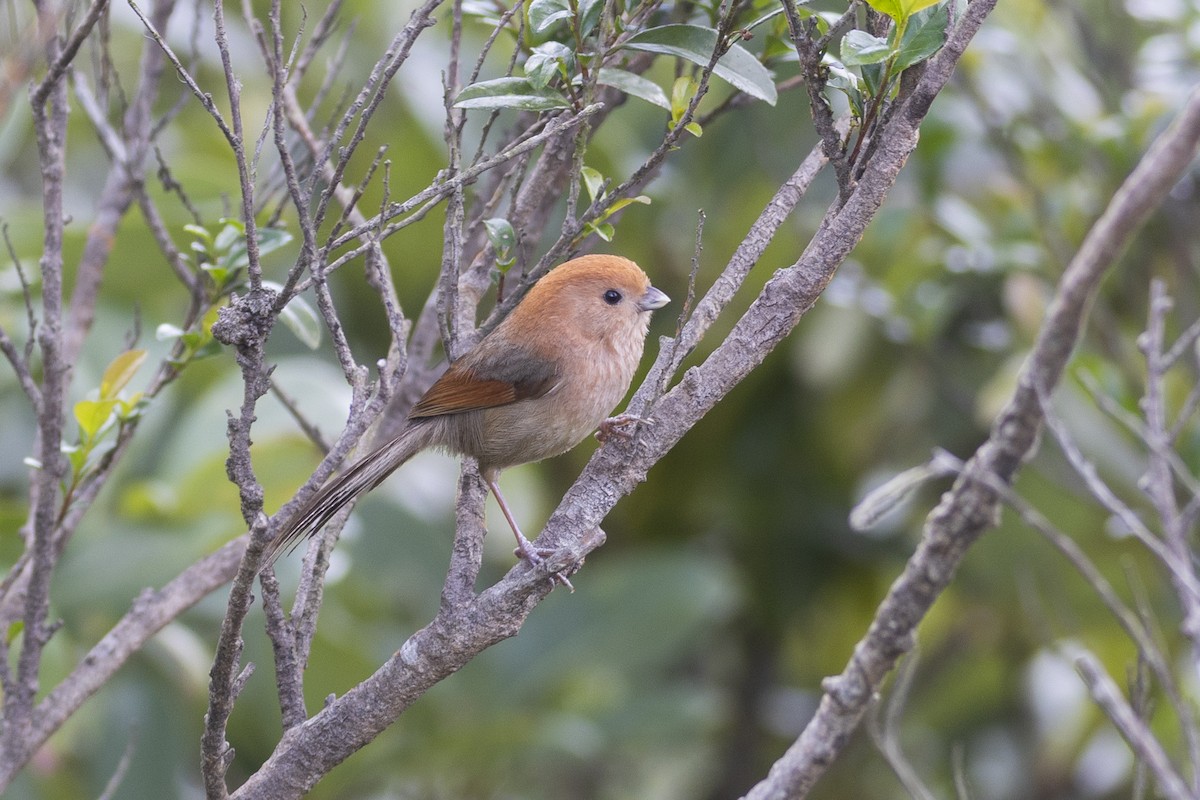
[[264, 422, 434, 567]]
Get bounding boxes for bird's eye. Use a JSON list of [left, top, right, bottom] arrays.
[[603, 289, 623, 305]]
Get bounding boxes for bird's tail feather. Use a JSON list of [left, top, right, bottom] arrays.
[[263, 423, 432, 567]]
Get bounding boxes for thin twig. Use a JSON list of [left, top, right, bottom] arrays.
[[1075, 650, 1193, 800]]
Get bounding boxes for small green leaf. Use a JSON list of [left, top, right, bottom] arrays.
[[865, 0, 940, 23], [899, 0, 942, 16], [117, 393, 145, 421], [64, 443, 87, 477], [621, 25, 778, 105], [453, 77, 571, 110], [594, 222, 614, 241], [528, 0, 572, 32], [280, 297, 322, 350], [256, 226, 293, 257], [671, 75, 699, 117], [606, 195, 652, 215], [7, 621, 23, 645], [182, 224, 212, 244], [822, 55, 860, 93], [685, 121, 703, 137], [893, 2, 948, 70], [484, 218, 517, 267], [861, 61, 885, 97], [577, 0, 605, 37], [580, 166, 605, 204], [863, 0, 903, 21], [762, 33, 798, 64], [591, 68, 671, 110], [840, 30, 891, 66], [74, 398, 118, 439], [213, 220, 243, 255], [525, 42, 574, 89], [190, 339, 223, 362], [743, 6, 785, 33], [462, 0, 505, 24], [99, 349, 147, 399], [261, 280, 321, 349]]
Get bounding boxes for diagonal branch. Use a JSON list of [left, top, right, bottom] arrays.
[[739, 72, 1200, 800]]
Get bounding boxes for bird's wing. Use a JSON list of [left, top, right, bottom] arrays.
[[408, 343, 561, 418]]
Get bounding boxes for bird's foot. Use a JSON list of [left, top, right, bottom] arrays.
[[595, 413, 651, 444], [513, 535, 575, 592]]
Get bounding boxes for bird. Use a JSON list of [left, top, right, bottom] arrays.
[[266, 254, 670, 581]]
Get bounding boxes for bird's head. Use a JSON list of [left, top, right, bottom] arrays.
[[519, 254, 670, 347]]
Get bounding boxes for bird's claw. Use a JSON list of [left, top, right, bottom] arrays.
[[514, 538, 575, 592], [595, 413, 651, 444]]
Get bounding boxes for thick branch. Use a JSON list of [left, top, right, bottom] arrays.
[[740, 69, 1200, 800]]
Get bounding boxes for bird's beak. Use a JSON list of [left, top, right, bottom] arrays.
[[638, 285, 670, 312]]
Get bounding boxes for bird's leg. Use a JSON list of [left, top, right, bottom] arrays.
[[595, 413, 652, 443], [485, 475, 574, 591]]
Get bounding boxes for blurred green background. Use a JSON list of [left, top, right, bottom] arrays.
[[2, 0, 1199, 797]]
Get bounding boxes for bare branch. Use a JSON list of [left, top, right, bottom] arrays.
[[1138, 280, 1200, 659], [1075, 650, 1194, 800], [9, 0, 75, 759]]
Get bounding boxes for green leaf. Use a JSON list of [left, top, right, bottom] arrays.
[[606, 195, 652, 215], [580, 166, 605, 204], [99, 349, 147, 399], [762, 33, 797, 64], [462, 0, 505, 24], [453, 77, 571, 110], [74, 398, 118, 439], [6, 621, 22, 646], [279, 297, 322, 350], [743, 6, 785, 33], [528, 0, 572, 32], [182, 223, 211, 243], [191, 339, 223, 361], [822, 54, 860, 92], [865, 0, 940, 23], [900, 0, 942, 16], [670, 75, 698, 117], [864, 0, 903, 21], [861, 61, 885, 97], [213, 220, 243, 257], [257, 226, 293, 257], [685, 121, 703, 137], [260, 280, 320, 349], [840, 29, 891, 66], [117, 393, 145, 421], [577, 0, 605, 37], [63, 443, 87, 478], [484, 218, 517, 253], [525, 42, 574, 90], [591, 68, 670, 110], [893, 2, 948, 70], [621, 25, 778, 105]]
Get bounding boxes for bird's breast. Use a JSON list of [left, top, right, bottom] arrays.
[[477, 334, 643, 469]]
